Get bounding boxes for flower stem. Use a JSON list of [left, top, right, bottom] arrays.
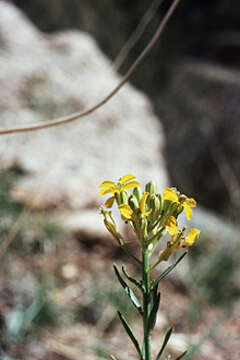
[[142, 249, 152, 360]]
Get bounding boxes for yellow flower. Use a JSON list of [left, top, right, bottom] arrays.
[[165, 216, 178, 235], [184, 228, 200, 246], [163, 188, 196, 220], [118, 204, 133, 219], [159, 227, 200, 261], [118, 192, 152, 220], [99, 174, 141, 208]]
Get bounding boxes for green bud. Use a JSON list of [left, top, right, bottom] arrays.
[[140, 217, 148, 239], [157, 194, 163, 213], [168, 201, 179, 217], [149, 194, 161, 222], [163, 199, 171, 213], [128, 194, 139, 211], [133, 186, 142, 204], [179, 194, 187, 204], [145, 181, 157, 195], [121, 190, 129, 204], [176, 204, 184, 216]]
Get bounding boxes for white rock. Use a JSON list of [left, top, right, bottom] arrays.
[[0, 2, 169, 210]]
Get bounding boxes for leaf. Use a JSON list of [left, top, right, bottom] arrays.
[[148, 292, 161, 333], [118, 311, 143, 359], [156, 327, 173, 360], [150, 282, 159, 311], [152, 252, 187, 290], [113, 265, 142, 314], [122, 266, 143, 291]]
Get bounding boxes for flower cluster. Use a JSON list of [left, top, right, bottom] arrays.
[[99, 174, 200, 263]]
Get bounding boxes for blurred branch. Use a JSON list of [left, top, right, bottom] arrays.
[[0, 0, 181, 135], [113, 0, 166, 71]]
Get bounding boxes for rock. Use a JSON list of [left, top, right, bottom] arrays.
[[159, 60, 240, 217], [0, 2, 169, 210]]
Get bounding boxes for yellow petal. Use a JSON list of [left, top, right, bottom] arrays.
[[118, 204, 133, 219], [163, 188, 179, 203], [120, 174, 136, 184], [98, 180, 115, 188], [184, 198, 197, 207], [166, 216, 178, 235], [123, 180, 141, 190], [100, 186, 117, 196], [105, 196, 115, 208], [140, 192, 149, 214], [183, 203, 193, 220], [185, 228, 200, 246]]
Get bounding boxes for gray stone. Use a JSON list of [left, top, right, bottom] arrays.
[[0, 1, 169, 210]]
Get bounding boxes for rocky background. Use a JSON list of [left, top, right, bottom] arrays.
[[6, 0, 240, 220], [0, 1, 240, 359]]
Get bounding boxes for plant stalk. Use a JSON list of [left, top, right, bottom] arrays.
[[142, 249, 152, 360]]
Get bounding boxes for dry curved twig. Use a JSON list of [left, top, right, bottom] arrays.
[[0, 0, 181, 136]]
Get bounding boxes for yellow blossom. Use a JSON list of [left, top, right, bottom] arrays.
[[159, 227, 200, 261], [184, 228, 200, 246], [118, 192, 152, 220], [163, 188, 196, 220], [165, 216, 178, 235], [118, 204, 133, 219], [99, 174, 141, 208]]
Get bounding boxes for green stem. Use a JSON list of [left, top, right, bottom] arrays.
[[142, 249, 152, 360]]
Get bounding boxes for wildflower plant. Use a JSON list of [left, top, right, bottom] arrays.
[[99, 174, 200, 360]]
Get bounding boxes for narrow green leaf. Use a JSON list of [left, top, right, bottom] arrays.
[[156, 327, 173, 360], [148, 292, 161, 333], [114, 265, 142, 314], [122, 266, 143, 292], [118, 311, 143, 359], [152, 252, 187, 290], [150, 283, 159, 311], [175, 351, 187, 360]]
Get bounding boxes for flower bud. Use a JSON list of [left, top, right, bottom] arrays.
[[133, 186, 142, 204], [140, 217, 148, 239], [101, 207, 124, 246], [128, 194, 139, 211], [179, 194, 187, 203], [145, 181, 157, 195], [176, 204, 184, 216], [149, 194, 161, 222], [168, 201, 179, 218], [121, 190, 129, 204]]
